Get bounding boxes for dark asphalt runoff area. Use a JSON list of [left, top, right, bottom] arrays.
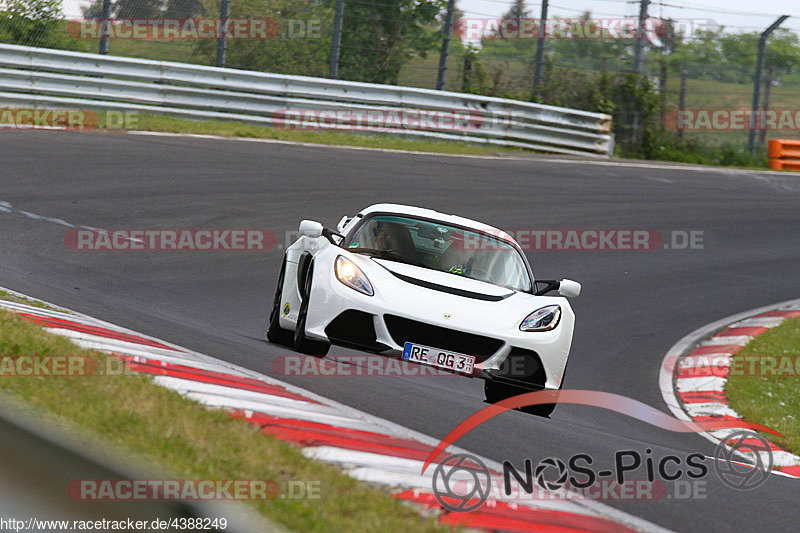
[[1, 130, 799, 531]]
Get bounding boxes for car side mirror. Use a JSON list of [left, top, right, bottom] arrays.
[[299, 220, 324, 239], [558, 279, 581, 298], [336, 215, 353, 233]]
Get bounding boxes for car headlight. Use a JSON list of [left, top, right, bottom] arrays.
[[335, 255, 374, 296], [520, 305, 561, 332]]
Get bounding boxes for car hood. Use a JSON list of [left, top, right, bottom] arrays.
[[371, 258, 517, 299]]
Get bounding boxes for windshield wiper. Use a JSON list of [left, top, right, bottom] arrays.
[[347, 248, 428, 269]]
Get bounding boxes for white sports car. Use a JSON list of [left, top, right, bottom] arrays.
[[267, 204, 580, 415]]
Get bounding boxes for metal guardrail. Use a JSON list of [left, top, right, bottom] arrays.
[[0, 393, 282, 532], [0, 43, 613, 157]]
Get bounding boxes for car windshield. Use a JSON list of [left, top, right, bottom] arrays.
[[345, 215, 531, 292]]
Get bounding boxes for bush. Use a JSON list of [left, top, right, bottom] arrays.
[[0, 0, 87, 50]]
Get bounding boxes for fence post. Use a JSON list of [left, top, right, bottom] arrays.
[[99, 0, 112, 55], [632, 0, 650, 76], [435, 0, 456, 90], [748, 15, 788, 155], [678, 70, 687, 139], [532, 0, 549, 98], [759, 66, 774, 146], [659, 57, 668, 131], [328, 0, 345, 79], [216, 0, 230, 68], [462, 52, 472, 93]]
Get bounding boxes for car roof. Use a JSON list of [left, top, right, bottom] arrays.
[[356, 203, 517, 245]]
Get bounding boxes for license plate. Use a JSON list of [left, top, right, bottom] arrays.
[[402, 342, 475, 374]]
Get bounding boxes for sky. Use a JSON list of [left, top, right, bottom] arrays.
[[61, 0, 799, 36], [459, 0, 799, 35]]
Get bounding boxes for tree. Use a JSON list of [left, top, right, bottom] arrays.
[[115, 0, 164, 19], [166, 0, 201, 18], [192, 0, 333, 76], [665, 26, 800, 84], [80, 0, 105, 18], [81, 0, 166, 19], [336, 0, 447, 84], [1, 0, 84, 49], [502, 0, 527, 20]]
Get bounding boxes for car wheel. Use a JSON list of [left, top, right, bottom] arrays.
[[267, 255, 294, 346], [484, 381, 556, 417], [293, 260, 330, 356]]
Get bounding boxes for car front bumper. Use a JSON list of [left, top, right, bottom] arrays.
[[291, 254, 574, 390]]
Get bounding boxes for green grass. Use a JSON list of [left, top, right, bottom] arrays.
[[0, 308, 448, 532], [0, 289, 65, 313], [99, 112, 526, 156], [725, 317, 800, 454]]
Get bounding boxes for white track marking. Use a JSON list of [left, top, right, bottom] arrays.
[[18, 210, 75, 227], [151, 375, 321, 410], [729, 317, 785, 328], [701, 335, 752, 346], [675, 376, 727, 392], [125, 130, 790, 178], [659, 297, 800, 470], [683, 403, 741, 418], [679, 354, 732, 369], [0, 289, 671, 533], [184, 393, 380, 432]]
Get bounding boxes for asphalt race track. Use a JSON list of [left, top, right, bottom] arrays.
[[2, 130, 799, 531]]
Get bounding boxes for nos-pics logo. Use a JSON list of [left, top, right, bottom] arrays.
[[432, 431, 773, 513], [431, 454, 491, 512]]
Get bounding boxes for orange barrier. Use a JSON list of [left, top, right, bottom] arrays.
[[768, 139, 800, 171]]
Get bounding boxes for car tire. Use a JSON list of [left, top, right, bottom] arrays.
[[267, 255, 294, 347], [293, 260, 330, 357], [484, 381, 556, 417]]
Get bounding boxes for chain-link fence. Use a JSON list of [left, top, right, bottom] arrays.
[[2, 0, 797, 163], [0, 0, 451, 81], [0, 0, 336, 76]]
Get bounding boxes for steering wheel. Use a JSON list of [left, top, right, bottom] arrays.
[[462, 266, 498, 284]]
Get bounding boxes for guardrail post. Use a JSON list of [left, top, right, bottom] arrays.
[[632, 0, 650, 76], [328, 0, 345, 79], [435, 0, 456, 90], [99, 0, 112, 55], [216, 0, 230, 68], [748, 15, 788, 155], [532, 0, 548, 98], [759, 66, 774, 146], [462, 51, 472, 93], [678, 70, 687, 139]]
